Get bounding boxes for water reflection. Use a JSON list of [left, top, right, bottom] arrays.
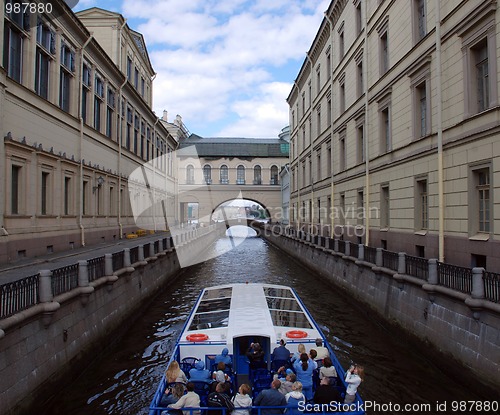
[[37, 237, 497, 415]]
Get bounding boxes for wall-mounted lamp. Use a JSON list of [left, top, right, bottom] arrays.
[[93, 176, 105, 193]]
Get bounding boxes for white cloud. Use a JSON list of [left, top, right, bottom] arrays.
[[119, 0, 329, 137]]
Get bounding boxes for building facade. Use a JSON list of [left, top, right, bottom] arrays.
[[177, 134, 289, 224], [0, 2, 178, 263], [287, 0, 500, 270]]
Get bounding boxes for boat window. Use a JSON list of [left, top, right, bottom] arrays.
[[269, 310, 313, 329], [266, 297, 302, 312], [197, 298, 232, 313], [202, 287, 232, 300], [189, 310, 230, 330], [263, 287, 294, 298]]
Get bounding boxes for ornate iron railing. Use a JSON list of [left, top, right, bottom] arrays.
[[143, 243, 150, 258], [88, 256, 105, 282], [337, 239, 346, 254], [483, 271, 500, 303], [437, 262, 473, 294], [51, 264, 79, 296], [382, 250, 399, 271], [350, 243, 359, 259], [0, 274, 40, 318], [405, 255, 428, 280]]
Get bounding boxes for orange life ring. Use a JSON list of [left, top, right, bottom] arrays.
[[285, 330, 308, 339], [186, 333, 209, 342]]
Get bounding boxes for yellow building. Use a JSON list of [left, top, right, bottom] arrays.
[[0, 2, 178, 263], [287, 0, 499, 269]]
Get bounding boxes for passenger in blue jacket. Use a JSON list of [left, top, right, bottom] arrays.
[[271, 339, 291, 363], [293, 353, 314, 401], [189, 360, 212, 383], [253, 379, 287, 415], [214, 347, 232, 367]]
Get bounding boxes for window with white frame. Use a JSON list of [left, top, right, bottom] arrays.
[[94, 73, 104, 132], [377, 91, 392, 154], [377, 17, 389, 75], [64, 176, 72, 216], [11, 164, 22, 214], [460, 13, 497, 117], [35, 18, 55, 99], [317, 106, 321, 136], [339, 192, 346, 225], [338, 22, 345, 59], [415, 177, 428, 230], [81, 63, 91, 123], [106, 87, 115, 139], [355, 0, 362, 35], [237, 165, 245, 184], [380, 184, 390, 229], [220, 165, 229, 184], [271, 165, 279, 185], [4, 0, 30, 81], [60, 41, 75, 112], [469, 164, 492, 235], [186, 165, 195, 184], [356, 120, 365, 164], [357, 190, 364, 226], [339, 130, 346, 171], [339, 76, 345, 114]]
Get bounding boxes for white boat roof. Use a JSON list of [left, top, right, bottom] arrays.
[[181, 283, 321, 346]]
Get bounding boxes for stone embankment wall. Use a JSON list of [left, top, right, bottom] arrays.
[[260, 227, 500, 389], [0, 226, 224, 415]]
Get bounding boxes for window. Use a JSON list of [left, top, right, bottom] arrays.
[[377, 17, 389, 75], [357, 190, 364, 226], [339, 193, 346, 225], [64, 176, 71, 215], [126, 107, 133, 150], [106, 88, 115, 138], [3, 24, 24, 83], [316, 66, 321, 95], [415, 178, 428, 230], [302, 127, 306, 151], [186, 165, 194, 184], [357, 122, 365, 164], [317, 107, 321, 136], [82, 180, 88, 215], [339, 77, 345, 113], [379, 103, 391, 154], [203, 165, 212, 184], [339, 131, 346, 171], [253, 166, 262, 185], [141, 77, 145, 97], [327, 145, 332, 176], [60, 42, 75, 112], [94, 74, 104, 132], [270, 165, 279, 185], [338, 22, 345, 59], [302, 161, 306, 187], [81, 63, 91, 123], [355, 0, 362, 35], [474, 40, 489, 113], [469, 167, 492, 234], [127, 57, 132, 81], [327, 96, 332, 124], [134, 67, 139, 89], [236, 165, 245, 184], [41, 172, 49, 215], [316, 150, 321, 181], [35, 19, 54, 99], [11, 165, 21, 214], [357, 59, 363, 98], [413, 0, 426, 42], [326, 52, 331, 80], [109, 186, 115, 215], [220, 165, 229, 184], [380, 185, 390, 228], [460, 15, 497, 116], [417, 81, 427, 137], [302, 93, 305, 117], [134, 115, 139, 153]]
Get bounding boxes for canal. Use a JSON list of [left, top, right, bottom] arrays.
[[38, 236, 497, 414]]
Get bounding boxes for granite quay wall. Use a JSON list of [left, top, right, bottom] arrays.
[[258, 224, 500, 389], [0, 224, 224, 415]]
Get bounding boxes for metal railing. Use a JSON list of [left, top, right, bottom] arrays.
[[130, 246, 139, 264], [350, 243, 359, 259], [51, 264, 79, 296], [382, 250, 399, 271], [483, 271, 500, 303], [88, 256, 105, 282], [364, 246, 377, 264], [112, 251, 124, 271], [0, 274, 40, 319], [337, 239, 346, 254], [143, 243, 150, 258], [437, 262, 473, 294], [405, 254, 428, 280]]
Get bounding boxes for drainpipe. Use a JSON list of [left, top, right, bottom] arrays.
[[117, 18, 127, 238], [293, 81, 301, 230], [77, 34, 93, 246], [363, 0, 370, 246], [152, 116, 160, 231], [435, 0, 445, 262], [305, 53, 314, 232], [326, 12, 335, 237]]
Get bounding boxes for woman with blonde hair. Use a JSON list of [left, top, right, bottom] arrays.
[[291, 343, 306, 363], [285, 381, 305, 415], [344, 364, 365, 404], [165, 360, 188, 384]]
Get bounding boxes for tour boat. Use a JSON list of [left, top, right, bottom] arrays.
[[149, 283, 365, 414]]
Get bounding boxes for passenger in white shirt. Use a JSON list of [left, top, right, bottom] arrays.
[[344, 365, 364, 404], [314, 338, 330, 360]]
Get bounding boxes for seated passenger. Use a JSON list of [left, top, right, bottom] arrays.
[[166, 382, 201, 415], [213, 362, 231, 383], [308, 349, 318, 370], [313, 377, 341, 405], [160, 382, 186, 408], [253, 379, 287, 415], [271, 339, 291, 363], [290, 343, 306, 364], [232, 384, 252, 415], [318, 357, 337, 383], [207, 382, 235, 415], [277, 370, 296, 395], [166, 360, 188, 384], [188, 361, 212, 383], [285, 381, 306, 415], [314, 338, 329, 360], [214, 347, 232, 367]]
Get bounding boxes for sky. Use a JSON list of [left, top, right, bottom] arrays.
[[72, 0, 329, 138]]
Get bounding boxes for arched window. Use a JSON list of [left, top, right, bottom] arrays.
[[203, 165, 212, 184], [186, 165, 194, 184], [253, 166, 262, 185], [220, 165, 229, 184], [236, 165, 245, 185], [270, 165, 279, 185]]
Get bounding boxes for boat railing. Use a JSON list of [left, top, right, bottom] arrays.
[[149, 403, 365, 415]]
